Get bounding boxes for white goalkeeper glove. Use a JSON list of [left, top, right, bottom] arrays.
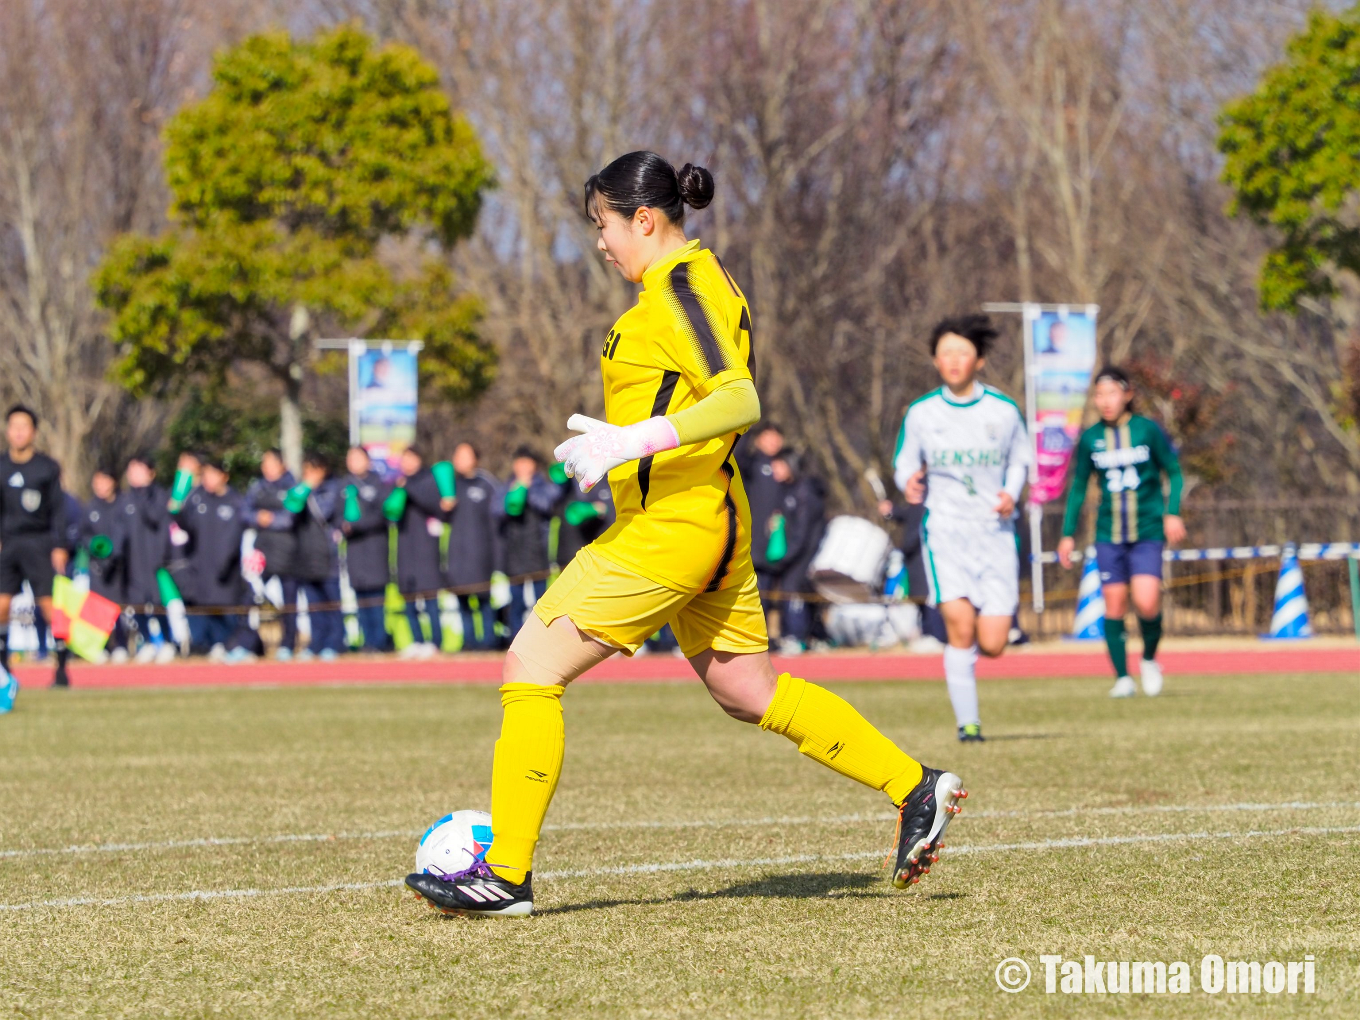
[[553, 414, 680, 493]]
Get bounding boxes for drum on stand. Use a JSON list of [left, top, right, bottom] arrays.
[[808, 515, 893, 604]]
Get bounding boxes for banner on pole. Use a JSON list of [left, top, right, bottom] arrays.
[[350, 343, 419, 474], [1025, 304, 1098, 504]]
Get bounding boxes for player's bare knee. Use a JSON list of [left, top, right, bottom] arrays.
[[978, 638, 1006, 658]]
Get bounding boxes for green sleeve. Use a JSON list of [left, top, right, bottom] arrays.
[[1061, 429, 1094, 537], [1152, 424, 1183, 516]]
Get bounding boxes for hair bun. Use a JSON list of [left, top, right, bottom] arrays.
[[677, 163, 714, 210]]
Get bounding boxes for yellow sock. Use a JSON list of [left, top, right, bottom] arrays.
[[487, 682, 565, 883], [760, 674, 923, 805]]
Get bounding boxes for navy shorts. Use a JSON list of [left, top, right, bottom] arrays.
[[1094, 540, 1164, 585]]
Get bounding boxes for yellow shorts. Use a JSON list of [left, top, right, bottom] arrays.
[[533, 544, 769, 659]]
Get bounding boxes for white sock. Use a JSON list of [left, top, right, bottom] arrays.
[[943, 644, 980, 728]]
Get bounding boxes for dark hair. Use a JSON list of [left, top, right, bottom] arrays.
[[127, 453, 155, 470], [200, 454, 225, 471], [1094, 365, 1135, 410], [511, 445, 541, 465], [928, 314, 999, 357], [302, 449, 329, 472], [263, 447, 283, 460], [585, 151, 714, 226], [757, 421, 784, 437], [454, 440, 479, 459], [403, 444, 424, 462], [5, 404, 37, 427]]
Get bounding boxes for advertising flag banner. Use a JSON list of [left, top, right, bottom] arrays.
[[351, 344, 418, 473], [1025, 305, 1098, 504]]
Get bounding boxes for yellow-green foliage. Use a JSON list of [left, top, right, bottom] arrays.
[[95, 25, 496, 400], [1220, 8, 1360, 311]]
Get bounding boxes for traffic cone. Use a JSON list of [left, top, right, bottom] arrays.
[[1266, 545, 1312, 639], [1071, 547, 1105, 640]]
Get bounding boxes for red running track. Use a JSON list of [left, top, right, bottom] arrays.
[[10, 646, 1357, 690]]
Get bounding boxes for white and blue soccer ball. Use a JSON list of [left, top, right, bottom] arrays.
[[415, 810, 494, 878]]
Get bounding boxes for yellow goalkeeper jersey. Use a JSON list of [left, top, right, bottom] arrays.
[[591, 239, 756, 592]]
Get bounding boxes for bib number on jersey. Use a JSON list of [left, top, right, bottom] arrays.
[[1105, 466, 1140, 493]]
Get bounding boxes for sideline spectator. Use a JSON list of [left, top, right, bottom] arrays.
[[123, 455, 175, 662], [754, 451, 826, 654], [245, 449, 300, 660], [292, 451, 344, 660], [497, 446, 557, 639], [82, 468, 130, 661], [445, 442, 499, 651], [178, 456, 256, 662], [391, 445, 446, 659], [736, 420, 784, 487], [555, 477, 614, 567], [0, 405, 69, 686], [339, 446, 392, 652], [164, 451, 201, 621]]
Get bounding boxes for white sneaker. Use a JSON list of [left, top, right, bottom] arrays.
[[1139, 659, 1164, 697], [909, 635, 945, 654], [1109, 675, 1137, 698], [208, 643, 228, 663], [155, 643, 177, 665], [398, 642, 423, 660], [110, 648, 129, 665], [416, 641, 437, 660], [778, 636, 805, 656], [134, 643, 158, 664]]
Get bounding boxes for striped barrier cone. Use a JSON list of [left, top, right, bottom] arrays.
[[1266, 545, 1312, 639], [1071, 547, 1105, 640]]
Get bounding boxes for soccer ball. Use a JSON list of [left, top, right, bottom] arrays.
[[415, 810, 494, 878]]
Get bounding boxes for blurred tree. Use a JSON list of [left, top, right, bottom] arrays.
[[161, 389, 349, 489], [94, 24, 496, 472], [1219, 6, 1360, 474]]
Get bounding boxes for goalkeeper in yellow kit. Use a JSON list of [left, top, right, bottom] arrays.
[[406, 152, 966, 916]]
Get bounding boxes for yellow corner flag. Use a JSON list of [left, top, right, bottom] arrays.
[[51, 576, 122, 662]]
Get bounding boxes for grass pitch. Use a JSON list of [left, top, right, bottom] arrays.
[[1, 668, 1357, 1018]]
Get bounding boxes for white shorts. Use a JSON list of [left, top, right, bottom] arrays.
[[921, 516, 1019, 617]]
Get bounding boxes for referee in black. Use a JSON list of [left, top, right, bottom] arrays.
[[0, 406, 71, 686]]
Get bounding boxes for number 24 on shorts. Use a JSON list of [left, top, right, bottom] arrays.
[[1105, 467, 1140, 492]]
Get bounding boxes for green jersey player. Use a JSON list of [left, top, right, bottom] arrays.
[[1057, 366, 1185, 698]]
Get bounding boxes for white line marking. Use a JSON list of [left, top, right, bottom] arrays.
[[3, 801, 1358, 862], [2, 824, 1357, 913]]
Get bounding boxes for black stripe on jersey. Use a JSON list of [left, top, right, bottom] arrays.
[[637, 370, 680, 509], [739, 305, 755, 382], [712, 255, 755, 382], [609, 333, 621, 359], [669, 262, 729, 378], [703, 443, 740, 593]]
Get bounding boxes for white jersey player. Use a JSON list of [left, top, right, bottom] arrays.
[[892, 315, 1030, 742]]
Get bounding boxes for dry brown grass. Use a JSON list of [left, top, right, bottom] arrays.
[[0, 670, 1356, 1018]]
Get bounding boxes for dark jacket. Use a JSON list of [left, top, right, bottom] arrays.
[[244, 472, 297, 578], [81, 494, 129, 602], [340, 470, 392, 592], [62, 491, 84, 556], [394, 468, 447, 595], [176, 485, 248, 606], [496, 471, 557, 580], [292, 478, 341, 583], [555, 478, 615, 567], [445, 469, 499, 591], [745, 455, 785, 571], [123, 483, 170, 605], [777, 474, 827, 591]]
